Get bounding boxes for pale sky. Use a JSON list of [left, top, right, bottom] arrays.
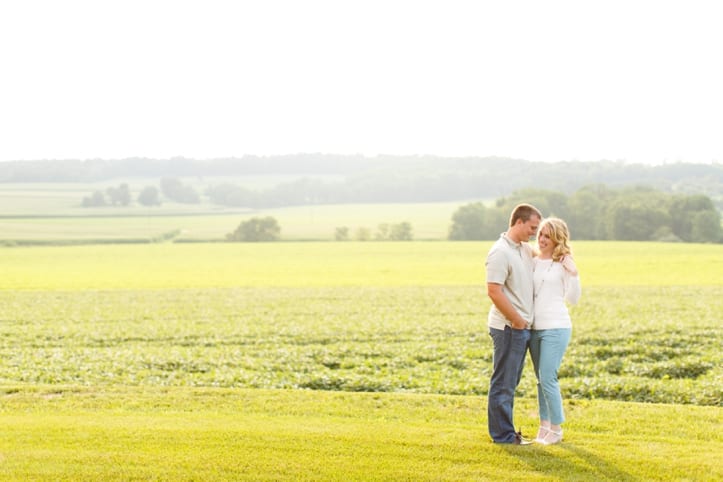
[[1, 0, 721, 164]]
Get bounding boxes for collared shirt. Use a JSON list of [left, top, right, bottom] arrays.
[[485, 232, 535, 330]]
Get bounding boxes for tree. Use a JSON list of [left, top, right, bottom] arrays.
[[448, 202, 506, 240], [226, 217, 281, 242], [375, 223, 390, 240], [670, 194, 717, 241], [389, 222, 413, 240], [355, 227, 371, 241], [138, 186, 161, 206], [605, 198, 671, 241], [207, 184, 258, 207], [448, 202, 486, 240], [334, 226, 350, 241], [106, 183, 131, 206], [567, 187, 608, 240], [374, 222, 413, 241], [81, 190, 106, 207], [495, 188, 570, 220], [160, 177, 200, 204], [690, 209, 721, 243]]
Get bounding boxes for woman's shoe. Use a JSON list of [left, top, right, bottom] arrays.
[[542, 428, 563, 445], [534, 427, 549, 443]]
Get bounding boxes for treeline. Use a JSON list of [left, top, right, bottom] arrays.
[[224, 186, 720, 243], [81, 178, 199, 207], [205, 161, 723, 208], [449, 186, 721, 243], [4, 156, 722, 205]]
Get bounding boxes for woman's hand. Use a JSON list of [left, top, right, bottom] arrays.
[[561, 255, 578, 276]]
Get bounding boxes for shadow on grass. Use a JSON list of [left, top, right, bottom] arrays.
[[502, 442, 636, 481]]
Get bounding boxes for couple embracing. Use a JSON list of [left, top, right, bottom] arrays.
[[485, 203, 581, 445]]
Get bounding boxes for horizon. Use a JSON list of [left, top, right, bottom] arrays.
[[0, 155, 720, 166], [1, 1, 721, 165]]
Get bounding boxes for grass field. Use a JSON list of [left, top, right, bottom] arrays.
[[1, 241, 721, 479], [0, 241, 720, 289], [2, 387, 721, 481]]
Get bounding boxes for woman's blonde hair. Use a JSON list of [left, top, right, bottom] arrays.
[[539, 217, 573, 262]]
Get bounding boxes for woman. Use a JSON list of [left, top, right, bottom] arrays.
[[529, 217, 581, 445]]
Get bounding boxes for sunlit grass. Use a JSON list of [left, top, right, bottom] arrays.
[[0, 241, 720, 290], [1, 387, 721, 481], [576, 241, 723, 286]]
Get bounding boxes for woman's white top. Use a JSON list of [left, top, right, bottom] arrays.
[[532, 258, 581, 330]]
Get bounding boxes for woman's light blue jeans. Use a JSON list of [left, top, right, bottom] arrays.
[[529, 328, 571, 425]]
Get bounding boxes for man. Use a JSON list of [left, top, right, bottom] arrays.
[[486, 203, 542, 444]]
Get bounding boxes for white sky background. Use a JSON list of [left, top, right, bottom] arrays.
[[1, 0, 721, 164]]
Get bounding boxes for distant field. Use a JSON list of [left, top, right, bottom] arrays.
[[0, 203, 464, 242], [0, 179, 477, 242]]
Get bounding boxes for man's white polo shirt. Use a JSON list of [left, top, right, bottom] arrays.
[[485, 232, 534, 330]]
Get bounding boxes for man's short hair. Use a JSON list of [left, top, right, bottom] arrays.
[[509, 203, 542, 227]]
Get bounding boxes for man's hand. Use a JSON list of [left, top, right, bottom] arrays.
[[487, 282, 527, 329], [509, 319, 527, 330]]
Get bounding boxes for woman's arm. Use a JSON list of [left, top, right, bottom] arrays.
[[560, 256, 581, 305]]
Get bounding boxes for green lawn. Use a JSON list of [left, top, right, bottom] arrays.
[[1, 387, 721, 481]]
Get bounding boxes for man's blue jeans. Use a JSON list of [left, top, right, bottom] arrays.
[[488, 326, 530, 443]]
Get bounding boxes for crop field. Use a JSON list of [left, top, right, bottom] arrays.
[[0, 241, 721, 479], [0, 241, 720, 405], [1, 284, 720, 406]]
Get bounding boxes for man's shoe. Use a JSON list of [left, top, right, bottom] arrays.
[[513, 431, 533, 445]]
